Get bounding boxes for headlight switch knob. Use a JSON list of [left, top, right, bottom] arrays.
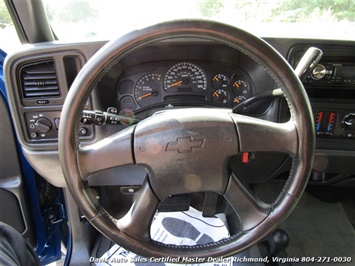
[[35, 117, 52, 133]]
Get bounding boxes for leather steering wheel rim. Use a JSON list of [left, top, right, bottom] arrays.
[[59, 20, 315, 258]]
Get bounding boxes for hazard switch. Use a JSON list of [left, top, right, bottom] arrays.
[[242, 152, 249, 163]]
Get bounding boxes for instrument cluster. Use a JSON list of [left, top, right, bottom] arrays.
[[116, 61, 253, 112]]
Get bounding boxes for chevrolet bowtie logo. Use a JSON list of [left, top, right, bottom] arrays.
[[166, 136, 205, 153]]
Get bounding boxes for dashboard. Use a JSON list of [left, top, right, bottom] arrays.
[[4, 38, 355, 188], [96, 44, 276, 119], [116, 61, 253, 112]]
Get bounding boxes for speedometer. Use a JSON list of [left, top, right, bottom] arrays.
[[163, 62, 207, 92]]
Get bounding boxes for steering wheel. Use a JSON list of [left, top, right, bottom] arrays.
[[59, 20, 315, 258]]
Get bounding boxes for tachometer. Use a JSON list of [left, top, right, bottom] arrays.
[[134, 74, 161, 107], [163, 62, 207, 92]]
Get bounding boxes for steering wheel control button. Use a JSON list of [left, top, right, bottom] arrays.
[[82, 109, 138, 126], [95, 111, 105, 125], [80, 112, 94, 125], [106, 114, 120, 125], [106, 107, 118, 114]]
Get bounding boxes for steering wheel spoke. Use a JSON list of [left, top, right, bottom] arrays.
[[224, 174, 271, 231], [116, 180, 159, 241], [231, 114, 298, 157], [77, 126, 135, 180]]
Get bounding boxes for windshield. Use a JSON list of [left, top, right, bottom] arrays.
[[43, 0, 355, 41]]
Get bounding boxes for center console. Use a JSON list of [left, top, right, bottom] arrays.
[[285, 43, 355, 185], [288, 44, 355, 150]]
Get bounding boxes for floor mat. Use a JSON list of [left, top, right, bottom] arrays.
[[94, 207, 233, 265], [281, 193, 355, 259], [256, 182, 355, 264]]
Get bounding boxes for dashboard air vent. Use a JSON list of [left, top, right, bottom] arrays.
[[20, 61, 60, 98]]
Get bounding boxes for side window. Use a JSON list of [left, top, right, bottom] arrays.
[[0, 1, 21, 53]]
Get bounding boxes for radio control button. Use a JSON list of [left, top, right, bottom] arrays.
[[311, 64, 326, 80]]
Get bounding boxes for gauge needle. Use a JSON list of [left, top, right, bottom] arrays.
[[138, 92, 153, 99], [138, 91, 158, 99], [213, 92, 219, 97], [234, 97, 240, 103], [168, 80, 183, 88], [234, 82, 239, 88], [213, 76, 219, 82]]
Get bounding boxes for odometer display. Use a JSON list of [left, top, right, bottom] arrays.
[[164, 62, 207, 92]]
